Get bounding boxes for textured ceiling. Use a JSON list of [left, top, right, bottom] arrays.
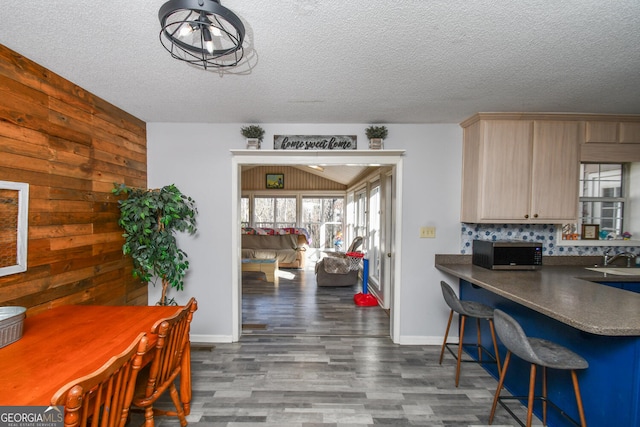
[[0, 1, 639, 124]]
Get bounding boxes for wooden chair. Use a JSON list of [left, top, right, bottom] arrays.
[[51, 333, 148, 427], [133, 298, 197, 427]]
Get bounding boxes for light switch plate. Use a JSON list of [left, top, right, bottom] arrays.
[[420, 226, 436, 238]]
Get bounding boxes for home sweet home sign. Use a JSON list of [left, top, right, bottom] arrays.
[[274, 135, 357, 150]]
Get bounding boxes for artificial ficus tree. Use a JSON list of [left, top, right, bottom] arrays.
[[113, 183, 198, 305]]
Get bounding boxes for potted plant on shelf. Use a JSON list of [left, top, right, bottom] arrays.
[[365, 125, 388, 149], [241, 125, 265, 149], [112, 183, 198, 306]]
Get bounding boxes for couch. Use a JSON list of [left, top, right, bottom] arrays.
[[241, 233, 308, 269]]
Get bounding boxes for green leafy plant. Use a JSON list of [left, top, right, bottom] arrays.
[[365, 125, 388, 140], [112, 183, 197, 305], [240, 125, 265, 141]]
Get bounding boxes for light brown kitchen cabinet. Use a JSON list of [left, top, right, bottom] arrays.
[[530, 121, 581, 221], [620, 122, 640, 143], [582, 119, 640, 162], [585, 121, 618, 143], [460, 114, 581, 223], [585, 121, 640, 144]]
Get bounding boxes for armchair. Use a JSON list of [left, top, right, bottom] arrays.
[[315, 237, 363, 287]]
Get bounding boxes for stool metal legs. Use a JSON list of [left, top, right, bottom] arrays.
[[439, 310, 502, 388]]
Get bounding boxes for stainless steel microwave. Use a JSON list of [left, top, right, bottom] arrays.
[[472, 240, 542, 270]]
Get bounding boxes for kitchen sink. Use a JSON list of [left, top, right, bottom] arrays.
[[584, 267, 640, 276]]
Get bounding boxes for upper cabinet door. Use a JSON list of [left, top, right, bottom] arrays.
[[586, 121, 640, 144], [478, 120, 533, 221], [620, 122, 640, 143], [585, 121, 618, 143], [530, 121, 581, 222]]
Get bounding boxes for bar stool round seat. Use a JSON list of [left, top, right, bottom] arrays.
[[489, 309, 588, 427], [438, 281, 501, 387], [456, 300, 495, 319]]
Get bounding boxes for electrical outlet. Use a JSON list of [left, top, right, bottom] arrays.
[[419, 226, 436, 238]]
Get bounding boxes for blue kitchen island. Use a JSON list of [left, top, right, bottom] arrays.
[[435, 259, 640, 427]]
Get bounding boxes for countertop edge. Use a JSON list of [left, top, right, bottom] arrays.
[[435, 262, 640, 336]]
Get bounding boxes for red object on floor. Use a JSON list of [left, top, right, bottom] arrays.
[[354, 292, 378, 306]]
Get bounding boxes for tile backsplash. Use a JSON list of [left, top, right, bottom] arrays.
[[461, 223, 639, 257]]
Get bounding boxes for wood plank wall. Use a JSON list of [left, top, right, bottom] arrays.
[[0, 44, 148, 314], [242, 166, 347, 191]]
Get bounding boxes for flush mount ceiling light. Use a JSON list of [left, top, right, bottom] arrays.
[[159, 0, 245, 70]]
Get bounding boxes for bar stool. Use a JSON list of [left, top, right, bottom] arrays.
[[489, 309, 588, 427], [439, 281, 501, 387]]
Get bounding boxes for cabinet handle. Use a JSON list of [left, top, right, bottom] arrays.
[[533, 213, 539, 218], [524, 214, 529, 219]]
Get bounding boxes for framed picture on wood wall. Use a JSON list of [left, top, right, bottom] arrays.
[[266, 174, 284, 189], [0, 180, 29, 277]]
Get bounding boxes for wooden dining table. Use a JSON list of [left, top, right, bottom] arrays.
[[0, 304, 190, 407]]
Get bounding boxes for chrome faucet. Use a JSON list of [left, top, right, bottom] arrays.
[[603, 249, 637, 267]]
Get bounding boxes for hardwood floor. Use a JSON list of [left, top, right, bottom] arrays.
[[142, 265, 537, 426], [241, 265, 390, 337]]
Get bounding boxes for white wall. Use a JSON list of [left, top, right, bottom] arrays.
[[147, 123, 463, 344]]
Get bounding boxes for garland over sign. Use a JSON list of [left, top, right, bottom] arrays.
[[274, 135, 357, 150]]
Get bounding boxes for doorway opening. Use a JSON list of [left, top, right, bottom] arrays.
[[231, 150, 405, 343]]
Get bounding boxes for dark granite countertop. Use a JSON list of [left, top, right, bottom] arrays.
[[435, 256, 640, 336]]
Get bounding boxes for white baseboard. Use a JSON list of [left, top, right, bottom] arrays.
[[191, 334, 460, 346], [190, 334, 234, 344], [397, 335, 459, 346]]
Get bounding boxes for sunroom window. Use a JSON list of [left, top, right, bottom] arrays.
[[240, 197, 249, 228], [301, 197, 344, 250], [253, 196, 297, 229]]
